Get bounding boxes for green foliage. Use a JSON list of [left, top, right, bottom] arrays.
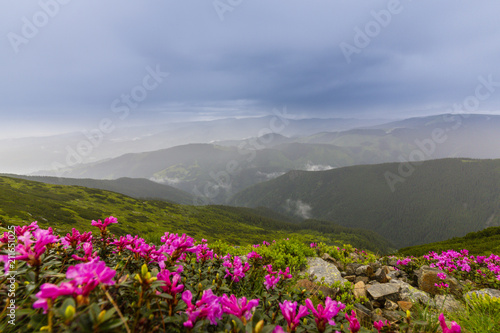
[[449, 294, 500, 333], [398, 226, 500, 257], [0, 175, 394, 253]]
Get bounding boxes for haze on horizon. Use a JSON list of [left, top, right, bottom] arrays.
[[1, 1, 500, 140]]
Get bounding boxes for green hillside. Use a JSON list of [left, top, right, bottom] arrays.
[[230, 158, 500, 248], [397, 226, 500, 257], [1, 174, 194, 205], [0, 175, 393, 253]]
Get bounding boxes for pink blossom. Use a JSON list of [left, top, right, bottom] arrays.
[[305, 297, 345, 331], [33, 282, 77, 313], [264, 274, 280, 290], [61, 228, 92, 249], [220, 294, 259, 321], [247, 251, 262, 260], [373, 320, 388, 333], [278, 267, 293, 279], [182, 289, 222, 327], [91, 216, 118, 233], [15, 221, 39, 236], [71, 242, 99, 262], [279, 300, 309, 332], [66, 259, 116, 296], [439, 313, 461, 333], [223, 256, 250, 282], [157, 269, 184, 296], [345, 310, 361, 333]]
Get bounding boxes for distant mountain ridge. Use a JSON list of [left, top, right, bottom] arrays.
[[229, 158, 500, 248], [27, 113, 500, 204]]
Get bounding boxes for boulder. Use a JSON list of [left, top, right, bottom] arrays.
[[465, 288, 500, 301], [321, 253, 345, 271], [355, 265, 373, 277], [433, 295, 463, 313], [355, 276, 370, 284], [373, 266, 391, 283], [306, 257, 347, 286], [367, 283, 400, 301], [384, 299, 399, 311], [295, 279, 337, 298], [353, 281, 367, 299], [414, 266, 462, 296], [345, 263, 363, 276], [391, 279, 431, 304]]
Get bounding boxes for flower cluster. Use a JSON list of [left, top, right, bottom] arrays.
[[223, 255, 250, 282], [33, 258, 116, 313]]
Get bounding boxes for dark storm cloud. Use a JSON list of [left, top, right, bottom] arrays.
[[1, 0, 500, 137]]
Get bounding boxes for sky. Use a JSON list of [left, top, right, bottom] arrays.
[[1, 1, 500, 138]]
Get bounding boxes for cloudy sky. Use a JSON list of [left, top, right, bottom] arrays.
[[1, 1, 500, 138]]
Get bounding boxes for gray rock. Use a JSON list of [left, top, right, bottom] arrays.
[[465, 288, 500, 301], [306, 257, 347, 286], [367, 283, 400, 301], [433, 295, 463, 313], [391, 279, 431, 304], [414, 265, 462, 296], [355, 265, 373, 277]]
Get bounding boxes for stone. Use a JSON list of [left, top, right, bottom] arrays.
[[382, 310, 402, 323], [354, 303, 372, 327], [397, 301, 413, 311], [295, 279, 337, 298], [306, 257, 347, 286], [355, 265, 374, 277], [345, 275, 356, 282], [433, 295, 463, 313], [346, 263, 363, 276], [465, 288, 500, 301], [353, 281, 367, 299], [391, 279, 431, 304], [355, 276, 370, 284], [321, 253, 345, 271], [367, 283, 400, 301], [415, 265, 462, 296], [384, 299, 399, 311], [373, 266, 391, 283]]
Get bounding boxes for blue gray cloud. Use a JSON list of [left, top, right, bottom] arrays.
[[1, 0, 500, 137]]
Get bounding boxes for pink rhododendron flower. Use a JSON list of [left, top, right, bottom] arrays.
[[72, 242, 99, 262], [305, 297, 345, 332], [345, 310, 361, 333], [220, 294, 259, 321], [264, 274, 280, 290], [66, 259, 116, 296], [182, 289, 222, 328], [247, 251, 262, 260], [33, 282, 77, 313], [437, 272, 447, 280], [91, 216, 118, 233], [279, 300, 309, 332], [157, 269, 184, 296], [61, 228, 92, 249], [223, 255, 250, 282], [278, 267, 292, 279], [373, 320, 388, 333], [439, 313, 461, 333], [15, 221, 39, 236]]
